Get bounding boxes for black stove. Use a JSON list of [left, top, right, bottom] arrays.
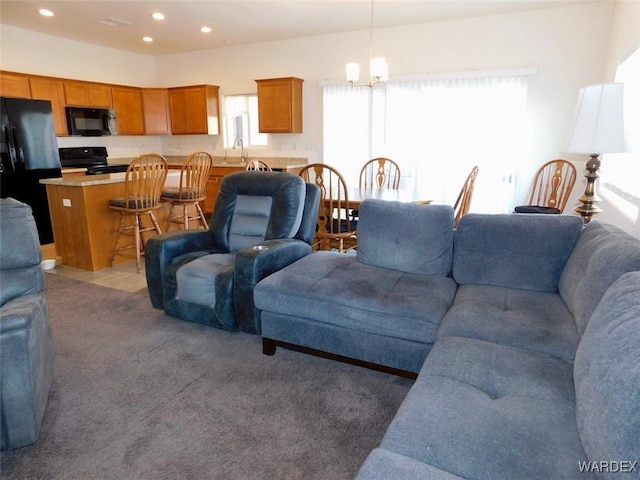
[[58, 147, 129, 175]]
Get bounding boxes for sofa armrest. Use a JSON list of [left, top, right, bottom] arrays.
[[145, 230, 215, 309], [233, 239, 312, 334]]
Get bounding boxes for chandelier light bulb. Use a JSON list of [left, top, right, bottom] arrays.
[[346, 63, 360, 83], [370, 57, 388, 82]]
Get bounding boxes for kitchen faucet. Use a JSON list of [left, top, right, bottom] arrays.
[[233, 137, 248, 163]]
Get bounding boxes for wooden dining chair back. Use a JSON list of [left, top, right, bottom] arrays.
[[162, 151, 213, 231], [524, 159, 577, 213], [299, 163, 356, 252], [245, 159, 273, 171], [359, 157, 401, 189], [453, 165, 479, 227], [109, 153, 168, 272]]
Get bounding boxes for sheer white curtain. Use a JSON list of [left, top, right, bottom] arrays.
[[323, 74, 531, 213]]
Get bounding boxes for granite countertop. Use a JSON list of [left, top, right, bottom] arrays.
[[41, 170, 181, 187], [109, 156, 309, 169]]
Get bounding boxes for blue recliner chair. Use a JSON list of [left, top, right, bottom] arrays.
[[145, 171, 320, 334], [0, 198, 54, 451]]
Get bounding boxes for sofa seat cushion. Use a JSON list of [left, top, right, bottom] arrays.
[[380, 336, 592, 480], [175, 253, 236, 307], [356, 448, 465, 480], [436, 284, 580, 360], [255, 251, 457, 345]]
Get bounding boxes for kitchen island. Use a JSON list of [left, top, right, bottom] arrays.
[[41, 171, 180, 271]]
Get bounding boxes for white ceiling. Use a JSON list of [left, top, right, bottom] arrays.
[[0, 0, 600, 56]]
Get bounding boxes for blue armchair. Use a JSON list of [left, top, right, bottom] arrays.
[[145, 171, 320, 334], [0, 198, 54, 451]]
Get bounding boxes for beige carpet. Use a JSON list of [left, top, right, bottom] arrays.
[[0, 274, 412, 480]]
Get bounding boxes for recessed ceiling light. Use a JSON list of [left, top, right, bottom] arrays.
[[143, 36, 153, 43], [200, 26, 212, 33], [39, 9, 54, 17], [152, 12, 165, 21]]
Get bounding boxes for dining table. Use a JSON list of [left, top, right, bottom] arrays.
[[345, 187, 432, 208]]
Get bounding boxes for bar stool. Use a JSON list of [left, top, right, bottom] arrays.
[[245, 159, 273, 171], [161, 151, 213, 231], [109, 153, 168, 272]]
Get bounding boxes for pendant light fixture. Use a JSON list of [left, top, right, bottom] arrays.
[[346, 0, 388, 88]]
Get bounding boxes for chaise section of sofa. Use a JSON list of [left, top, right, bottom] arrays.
[[255, 201, 457, 375]]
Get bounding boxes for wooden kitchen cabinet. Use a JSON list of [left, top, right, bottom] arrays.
[[0, 71, 32, 98], [204, 165, 245, 214], [111, 86, 145, 135], [142, 88, 171, 135], [64, 80, 113, 107], [29, 76, 68, 136], [255, 77, 303, 133], [168, 85, 220, 135]]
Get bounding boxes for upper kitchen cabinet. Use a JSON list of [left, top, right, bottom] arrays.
[[29, 76, 68, 136], [255, 77, 303, 133], [0, 71, 32, 98], [111, 86, 145, 135], [142, 88, 171, 135], [64, 80, 113, 108], [168, 85, 220, 135]]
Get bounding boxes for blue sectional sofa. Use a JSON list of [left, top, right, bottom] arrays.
[[254, 199, 640, 479]]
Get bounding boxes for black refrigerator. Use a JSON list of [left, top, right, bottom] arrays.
[[1, 97, 62, 244]]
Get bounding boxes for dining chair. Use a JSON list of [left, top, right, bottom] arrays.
[[109, 153, 168, 272], [453, 165, 479, 227], [245, 159, 273, 171], [299, 163, 356, 252], [514, 159, 577, 214], [359, 157, 401, 189], [161, 151, 213, 231]]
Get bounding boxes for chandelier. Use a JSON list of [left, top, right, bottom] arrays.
[[346, 0, 389, 88]]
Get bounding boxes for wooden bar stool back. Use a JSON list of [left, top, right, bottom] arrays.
[[109, 153, 168, 272], [162, 151, 213, 231]]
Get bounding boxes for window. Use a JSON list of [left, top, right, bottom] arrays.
[[602, 47, 640, 220], [223, 94, 267, 148], [323, 71, 532, 213]]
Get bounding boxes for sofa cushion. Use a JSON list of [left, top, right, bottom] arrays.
[[559, 221, 640, 336], [380, 336, 591, 480], [574, 272, 640, 476], [255, 251, 457, 345], [453, 213, 583, 292], [356, 200, 454, 276], [436, 284, 580, 359], [209, 171, 306, 252], [175, 253, 236, 307]]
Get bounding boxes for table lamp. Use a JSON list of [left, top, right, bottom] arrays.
[[566, 83, 626, 223]]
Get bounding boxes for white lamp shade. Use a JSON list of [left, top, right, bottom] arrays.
[[370, 57, 388, 82], [346, 63, 360, 83], [566, 83, 626, 154]]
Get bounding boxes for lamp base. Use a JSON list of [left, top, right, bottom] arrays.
[[573, 154, 602, 224]]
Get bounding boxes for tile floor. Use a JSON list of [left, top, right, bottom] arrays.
[[41, 244, 147, 292]]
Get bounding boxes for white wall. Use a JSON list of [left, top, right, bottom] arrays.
[[154, 2, 614, 204], [2, 2, 626, 216], [596, 0, 640, 237]]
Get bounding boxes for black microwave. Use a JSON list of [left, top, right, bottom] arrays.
[[65, 107, 117, 136]]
